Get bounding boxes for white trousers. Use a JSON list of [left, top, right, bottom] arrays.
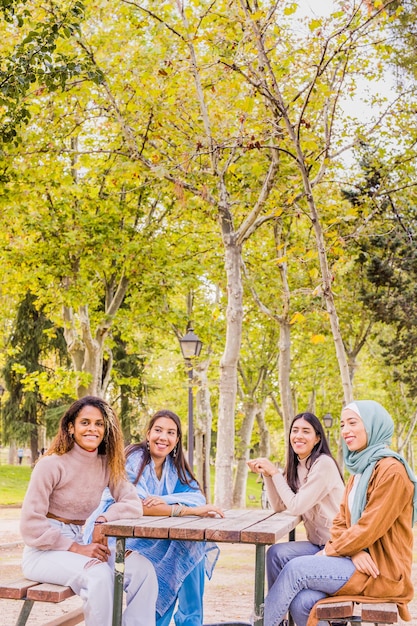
[[22, 520, 158, 626]]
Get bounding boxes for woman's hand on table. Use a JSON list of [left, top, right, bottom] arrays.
[[351, 550, 379, 578], [247, 457, 279, 477], [143, 496, 166, 508], [183, 504, 225, 518]]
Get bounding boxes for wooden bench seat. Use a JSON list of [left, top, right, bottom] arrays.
[[314, 599, 398, 625], [0, 578, 84, 626]]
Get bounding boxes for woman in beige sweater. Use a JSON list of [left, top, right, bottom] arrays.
[[20, 396, 158, 626], [248, 411, 344, 595]]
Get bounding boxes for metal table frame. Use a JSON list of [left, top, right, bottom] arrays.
[[103, 510, 300, 626]]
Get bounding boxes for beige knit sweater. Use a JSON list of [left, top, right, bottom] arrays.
[[264, 454, 344, 546], [20, 443, 142, 551]]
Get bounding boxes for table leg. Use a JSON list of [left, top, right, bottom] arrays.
[[112, 536, 126, 626], [254, 544, 265, 626], [288, 529, 295, 626]]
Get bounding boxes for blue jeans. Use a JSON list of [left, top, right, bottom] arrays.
[[267, 541, 323, 590], [157, 560, 205, 626], [264, 554, 356, 626]]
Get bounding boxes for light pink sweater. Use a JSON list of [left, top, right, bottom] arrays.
[[264, 454, 344, 546], [20, 443, 142, 551]]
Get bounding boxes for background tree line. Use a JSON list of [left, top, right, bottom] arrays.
[[0, 0, 417, 507]]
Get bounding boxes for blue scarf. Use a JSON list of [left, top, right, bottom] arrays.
[[343, 400, 417, 525], [84, 449, 219, 617]]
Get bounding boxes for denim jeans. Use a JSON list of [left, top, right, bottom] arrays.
[[264, 554, 356, 626], [267, 541, 323, 590]]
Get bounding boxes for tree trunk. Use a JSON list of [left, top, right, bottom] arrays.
[[278, 319, 293, 441], [256, 400, 270, 458], [214, 239, 243, 508], [240, 1, 353, 406], [233, 402, 259, 507], [62, 275, 128, 398], [306, 192, 353, 405], [120, 388, 132, 445], [195, 358, 213, 502], [8, 440, 16, 465], [30, 429, 38, 467]]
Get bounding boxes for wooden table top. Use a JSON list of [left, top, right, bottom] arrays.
[[102, 509, 301, 545]]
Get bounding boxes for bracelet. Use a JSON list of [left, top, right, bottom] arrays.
[[170, 504, 185, 517], [94, 520, 105, 525]]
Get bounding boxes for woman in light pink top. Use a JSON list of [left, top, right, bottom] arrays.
[[20, 396, 158, 626], [248, 412, 344, 603]]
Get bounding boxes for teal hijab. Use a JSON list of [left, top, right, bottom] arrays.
[[342, 400, 417, 525]]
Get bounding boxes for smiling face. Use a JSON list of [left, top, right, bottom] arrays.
[[147, 416, 179, 461], [341, 408, 368, 452], [68, 405, 106, 452], [289, 417, 320, 460]]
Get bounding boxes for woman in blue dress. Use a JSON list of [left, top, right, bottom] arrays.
[[85, 409, 223, 626]]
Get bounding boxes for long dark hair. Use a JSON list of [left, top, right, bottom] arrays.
[[46, 396, 126, 483], [125, 409, 200, 490], [284, 412, 343, 492]]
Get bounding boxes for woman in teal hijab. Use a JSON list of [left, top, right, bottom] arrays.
[[342, 400, 417, 525], [264, 399, 416, 626]]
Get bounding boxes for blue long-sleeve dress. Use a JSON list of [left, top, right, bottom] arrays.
[[84, 448, 219, 621]]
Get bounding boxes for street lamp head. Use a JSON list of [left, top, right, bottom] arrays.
[[323, 412, 333, 429], [179, 326, 203, 360]]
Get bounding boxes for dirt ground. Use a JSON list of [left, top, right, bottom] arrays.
[[0, 506, 256, 625], [1, 506, 417, 625]]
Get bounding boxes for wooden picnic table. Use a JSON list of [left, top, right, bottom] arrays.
[[102, 508, 301, 626]]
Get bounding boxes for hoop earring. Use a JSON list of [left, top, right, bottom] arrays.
[[172, 445, 177, 458]]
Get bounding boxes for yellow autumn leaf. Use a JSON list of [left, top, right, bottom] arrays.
[[310, 334, 326, 344], [290, 312, 306, 325], [283, 4, 297, 16], [308, 19, 322, 32], [251, 11, 264, 20], [275, 255, 288, 264], [303, 139, 319, 151]]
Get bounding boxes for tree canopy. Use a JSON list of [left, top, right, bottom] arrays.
[[1, 0, 417, 496]]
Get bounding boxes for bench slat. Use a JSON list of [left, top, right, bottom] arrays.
[[361, 602, 398, 623], [26, 583, 75, 603], [1, 578, 83, 626], [0, 579, 38, 600], [316, 601, 355, 618], [315, 599, 398, 624]]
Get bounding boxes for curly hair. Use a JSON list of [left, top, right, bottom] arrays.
[[125, 409, 200, 490], [46, 396, 127, 483]]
